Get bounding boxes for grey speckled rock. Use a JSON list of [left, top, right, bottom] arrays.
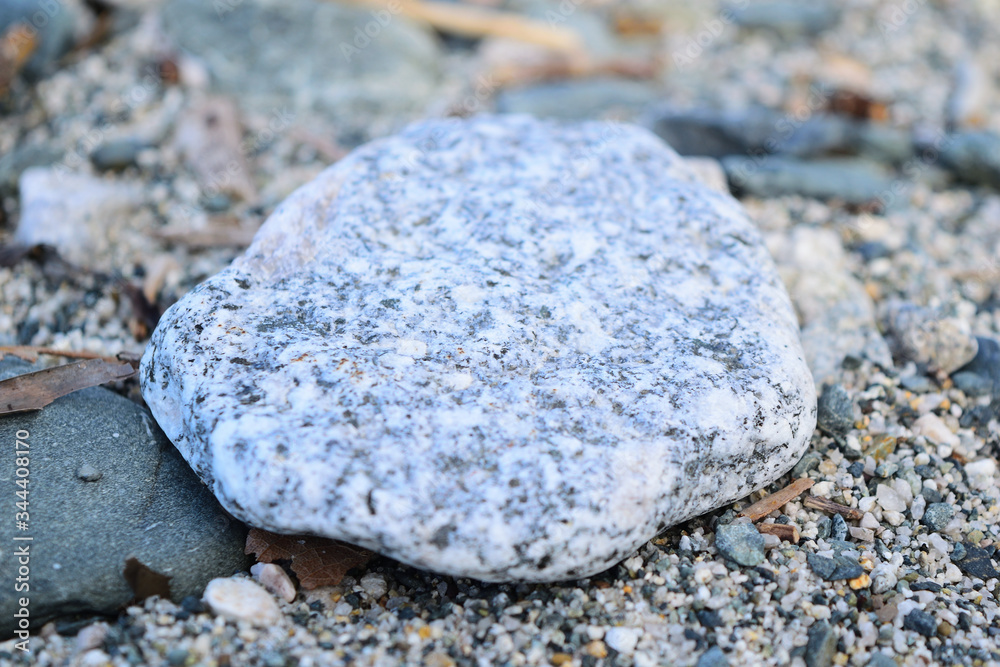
[[0, 359, 249, 635], [141, 115, 816, 582]]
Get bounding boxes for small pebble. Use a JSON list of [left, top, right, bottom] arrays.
[[715, 523, 765, 567], [251, 563, 297, 603], [696, 646, 729, 667], [166, 648, 189, 666], [360, 572, 389, 599], [793, 451, 823, 477], [876, 484, 907, 513], [831, 513, 848, 541], [805, 620, 837, 667], [202, 577, 282, 626], [921, 503, 955, 532], [90, 139, 147, 172], [817, 384, 854, 437], [76, 464, 103, 482], [903, 609, 937, 637], [603, 627, 641, 654]]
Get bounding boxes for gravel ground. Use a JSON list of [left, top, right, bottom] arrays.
[[3, 0, 1000, 665]]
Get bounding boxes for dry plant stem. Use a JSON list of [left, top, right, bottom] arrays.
[[738, 477, 815, 521], [338, 0, 584, 52], [757, 523, 800, 544], [802, 495, 864, 521]]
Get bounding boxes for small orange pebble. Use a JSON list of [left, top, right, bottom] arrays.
[[622, 585, 632, 594], [849, 573, 871, 590]]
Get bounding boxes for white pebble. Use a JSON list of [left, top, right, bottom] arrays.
[[861, 513, 880, 530], [883, 511, 905, 527], [912, 413, 960, 448], [849, 526, 875, 542], [250, 563, 297, 603], [203, 577, 282, 626], [360, 572, 389, 599], [75, 623, 108, 652], [876, 484, 906, 513], [910, 495, 926, 521], [604, 627, 641, 654]]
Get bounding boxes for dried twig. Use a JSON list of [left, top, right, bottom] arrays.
[[739, 477, 815, 521], [758, 523, 800, 544], [803, 496, 864, 521], [337, 0, 583, 52], [0, 360, 136, 415]]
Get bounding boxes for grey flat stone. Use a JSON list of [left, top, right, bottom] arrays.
[[496, 78, 661, 121], [141, 115, 816, 582], [724, 156, 893, 205], [160, 0, 443, 135], [0, 359, 249, 635]]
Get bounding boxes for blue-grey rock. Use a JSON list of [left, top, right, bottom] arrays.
[[956, 337, 1000, 386], [807, 552, 863, 581], [697, 646, 729, 667], [830, 513, 848, 541], [922, 503, 955, 532], [817, 384, 853, 437], [724, 156, 892, 205], [140, 115, 817, 582], [816, 516, 832, 540], [729, 2, 839, 36], [90, 139, 150, 172], [951, 371, 993, 398], [0, 359, 249, 636], [805, 621, 838, 667], [715, 523, 766, 567], [496, 78, 661, 121], [866, 653, 897, 667], [792, 451, 822, 478], [645, 107, 910, 164], [899, 374, 934, 394], [903, 609, 937, 637], [939, 131, 1000, 187], [0, 143, 63, 197]]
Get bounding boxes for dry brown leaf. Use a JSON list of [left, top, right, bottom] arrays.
[[738, 477, 815, 521], [123, 557, 172, 602], [245, 528, 374, 590], [174, 97, 257, 202], [0, 360, 136, 415]]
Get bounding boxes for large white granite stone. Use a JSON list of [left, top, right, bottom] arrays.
[[141, 115, 816, 582]]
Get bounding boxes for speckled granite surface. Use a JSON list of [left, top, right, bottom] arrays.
[[141, 115, 816, 582]]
